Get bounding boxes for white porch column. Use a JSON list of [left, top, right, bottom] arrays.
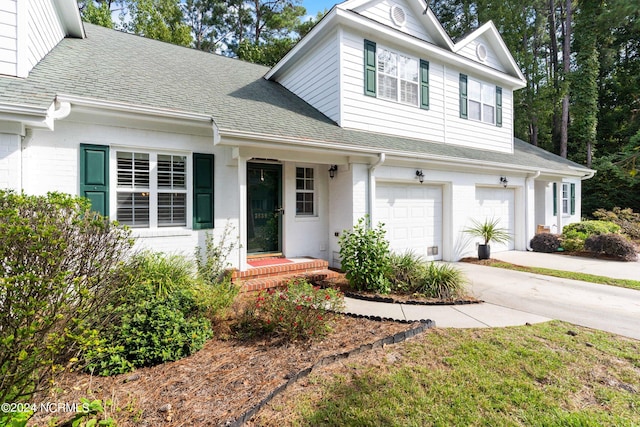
[[556, 180, 563, 234], [0, 130, 23, 191]]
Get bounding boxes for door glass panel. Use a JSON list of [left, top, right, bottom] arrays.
[[247, 163, 282, 254]]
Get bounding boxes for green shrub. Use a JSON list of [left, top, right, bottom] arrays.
[[195, 222, 239, 285], [0, 191, 132, 403], [561, 220, 621, 252], [83, 252, 212, 376], [388, 251, 426, 293], [584, 234, 638, 261], [593, 207, 640, 240], [248, 279, 344, 341], [338, 216, 392, 294], [417, 262, 467, 299], [530, 233, 561, 253]]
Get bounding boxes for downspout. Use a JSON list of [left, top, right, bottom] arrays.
[[20, 128, 33, 191], [525, 170, 541, 251], [367, 153, 386, 225]]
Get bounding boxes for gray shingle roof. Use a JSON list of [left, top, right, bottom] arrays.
[[0, 23, 589, 175]]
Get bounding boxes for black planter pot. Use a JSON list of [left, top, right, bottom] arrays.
[[478, 244, 491, 260]]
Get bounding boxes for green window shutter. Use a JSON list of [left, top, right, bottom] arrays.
[[459, 74, 468, 119], [552, 183, 557, 216], [570, 183, 576, 215], [193, 153, 215, 230], [364, 39, 376, 97], [496, 86, 503, 127], [79, 144, 109, 217], [420, 59, 429, 110]]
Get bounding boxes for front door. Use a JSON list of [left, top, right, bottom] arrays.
[[247, 162, 283, 255]]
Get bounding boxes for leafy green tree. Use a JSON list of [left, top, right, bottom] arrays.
[[122, 0, 192, 46], [79, 0, 115, 28]]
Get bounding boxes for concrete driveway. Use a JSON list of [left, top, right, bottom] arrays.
[[457, 259, 640, 341]]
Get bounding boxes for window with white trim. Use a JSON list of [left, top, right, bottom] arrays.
[[116, 151, 187, 228], [468, 78, 495, 124], [295, 167, 314, 216], [377, 47, 419, 106], [562, 183, 569, 215]]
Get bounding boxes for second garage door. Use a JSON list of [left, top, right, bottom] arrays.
[[375, 183, 443, 260], [474, 187, 515, 252]]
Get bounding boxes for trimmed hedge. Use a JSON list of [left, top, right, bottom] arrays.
[[584, 234, 638, 261], [562, 221, 621, 252], [530, 233, 561, 253]]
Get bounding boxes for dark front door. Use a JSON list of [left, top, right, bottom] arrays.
[[247, 162, 283, 254]]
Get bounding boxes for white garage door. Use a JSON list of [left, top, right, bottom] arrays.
[[474, 187, 515, 252], [375, 183, 443, 260]]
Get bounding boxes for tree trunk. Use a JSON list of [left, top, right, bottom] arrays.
[[560, 0, 572, 159]]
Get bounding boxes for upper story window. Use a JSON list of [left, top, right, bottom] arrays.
[[460, 74, 502, 127], [364, 40, 429, 110], [377, 47, 419, 106]]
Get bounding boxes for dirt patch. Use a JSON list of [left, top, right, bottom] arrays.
[[29, 296, 421, 427]]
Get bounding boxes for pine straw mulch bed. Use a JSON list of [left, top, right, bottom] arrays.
[[29, 294, 422, 427]]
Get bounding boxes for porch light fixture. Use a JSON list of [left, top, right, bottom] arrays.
[[328, 165, 338, 179], [416, 169, 425, 184], [500, 176, 508, 188]]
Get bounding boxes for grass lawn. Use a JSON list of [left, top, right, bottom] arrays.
[[469, 259, 640, 291], [257, 321, 640, 426]]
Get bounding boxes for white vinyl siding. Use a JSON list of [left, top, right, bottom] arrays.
[[341, 30, 445, 141], [445, 67, 513, 153], [456, 36, 507, 72], [26, 0, 64, 74], [0, 0, 17, 76], [278, 32, 340, 122], [355, 0, 435, 43]]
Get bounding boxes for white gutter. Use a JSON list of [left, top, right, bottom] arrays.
[[525, 170, 541, 251], [218, 129, 588, 177], [568, 165, 596, 180], [55, 94, 215, 124], [367, 153, 386, 225]]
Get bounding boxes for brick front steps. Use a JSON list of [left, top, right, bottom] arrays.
[[231, 258, 342, 292]]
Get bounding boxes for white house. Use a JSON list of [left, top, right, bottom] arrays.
[[0, 0, 594, 271]]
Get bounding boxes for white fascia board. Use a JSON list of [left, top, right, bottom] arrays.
[[56, 94, 215, 125], [217, 128, 582, 176], [53, 0, 86, 38], [454, 21, 525, 82], [340, 11, 526, 89], [0, 102, 52, 129]]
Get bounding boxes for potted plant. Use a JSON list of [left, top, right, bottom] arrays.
[[464, 218, 511, 260]]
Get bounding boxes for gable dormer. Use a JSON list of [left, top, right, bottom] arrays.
[[0, 0, 84, 78], [346, 0, 454, 49], [267, 0, 526, 154]]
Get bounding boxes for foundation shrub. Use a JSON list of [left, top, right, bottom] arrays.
[[0, 191, 132, 403], [584, 234, 638, 261], [561, 221, 621, 252], [83, 252, 212, 376], [530, 233, 562, 253], [592, 207, 640, 240], [247, 279, 344, 342], [338, 216, 392, 294]]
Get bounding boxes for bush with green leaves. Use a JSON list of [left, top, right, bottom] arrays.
[[247, 279, 345, 341], [387, 252, 466, 299], [593, 207, 640, 240], [0, 191, 132, 403], [83, 252, 212, 376], [561, 220, 621, 252], [530, 233, 562, 253], [338, 216, 392, 294], [195, 222, 240, 285], [584, 234, 638, 261]]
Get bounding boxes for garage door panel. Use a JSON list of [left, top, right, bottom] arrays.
[[474, 187, 515, 252], [375, 183, 443, 260]]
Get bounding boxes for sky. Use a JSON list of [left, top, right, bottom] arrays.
[[302, 0, 340, 18]]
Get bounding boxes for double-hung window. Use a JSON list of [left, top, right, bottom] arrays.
[[468, 78, 495, 124], [295, 167, 314, 216], [377, 47, 419, 106], [116, 151, 187, 228]]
